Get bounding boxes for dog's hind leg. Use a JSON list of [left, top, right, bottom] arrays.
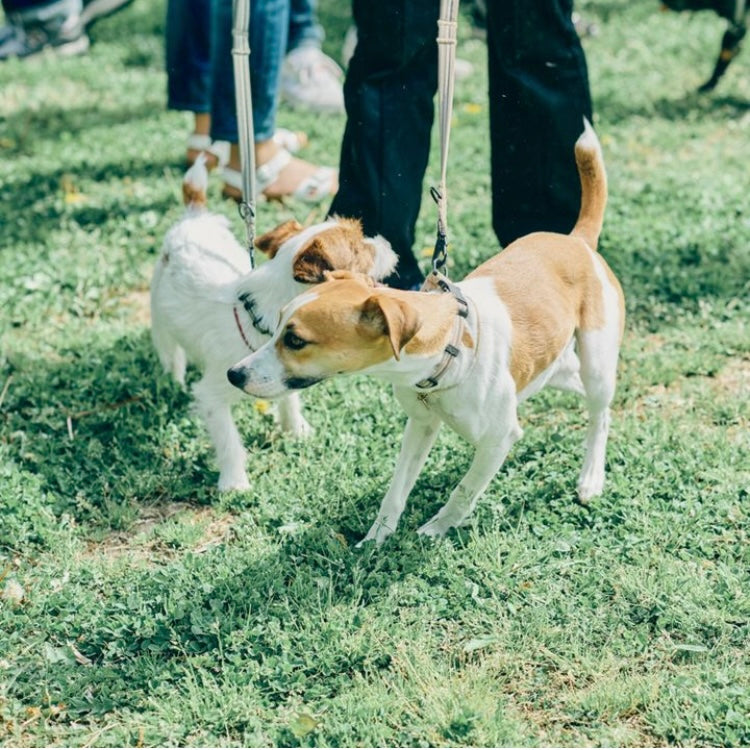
[[192, 371, 249, 491], [575, 328, 619, 502], [417, 411, 522, 538], [548, 340, 585, 396], [151, 319, 187, 386]]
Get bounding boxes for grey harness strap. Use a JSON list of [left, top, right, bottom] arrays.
[[415, 271, 471, 391]]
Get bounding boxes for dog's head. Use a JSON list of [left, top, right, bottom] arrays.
[[227, 272, 421, 398], [254, 216, 398, 284]]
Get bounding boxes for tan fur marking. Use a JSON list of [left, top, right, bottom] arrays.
[[255, 219, 303, 258], [469, 233, 608, 391], [292, 219, 377, 283], [182, 182, 206, 207]]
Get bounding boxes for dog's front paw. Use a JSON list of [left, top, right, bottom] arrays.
[[417, 515, 451, 538], [577, 471, 604, 503], [218, 472, 251, 492], [355, 520, 395, 548], [288, 417, 314, 439]]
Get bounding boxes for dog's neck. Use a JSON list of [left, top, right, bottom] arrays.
[[366, 288, 478, 392], [235, 262, 307, 338]]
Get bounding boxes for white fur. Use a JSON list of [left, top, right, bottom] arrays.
[[150, 205, 396, 491]]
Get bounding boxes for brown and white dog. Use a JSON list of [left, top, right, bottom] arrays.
[[226, 120, 625, 542], [150, 156, 397, 491]]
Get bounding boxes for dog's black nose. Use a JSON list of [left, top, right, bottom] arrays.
[[226, 367, 246, 388]]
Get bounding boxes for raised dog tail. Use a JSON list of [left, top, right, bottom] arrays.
[[571, 117, 607, 251], [182, 152, 209, 209]]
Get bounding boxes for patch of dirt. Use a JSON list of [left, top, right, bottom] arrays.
[[122, 289, 151, 327], [80, 503, 238, 564], [627, 354, 749, 424]]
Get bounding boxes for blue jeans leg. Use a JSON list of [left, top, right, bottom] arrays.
[[210, 0, 289, 143], [165, 0, 212, 113], [287, 0, 323, 52]]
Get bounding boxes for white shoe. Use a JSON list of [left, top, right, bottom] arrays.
[[281, 45, 345, 114]]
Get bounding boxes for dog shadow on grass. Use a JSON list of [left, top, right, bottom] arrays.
[[1, 155, 188, 253], [3, 101, 164, 150], [2, 330, 248, 527], [599, 89, 750, 123]]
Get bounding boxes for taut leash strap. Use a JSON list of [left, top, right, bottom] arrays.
[[430, 0, 460, 275], [231, 0, 257, 266]]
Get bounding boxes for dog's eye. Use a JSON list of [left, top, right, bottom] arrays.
[[283, 330, 308, 350]]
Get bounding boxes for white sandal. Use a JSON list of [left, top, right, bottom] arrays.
[[273, 128, 308, 153], [222, 147, 337, 204], [186, 134, 230, 169]]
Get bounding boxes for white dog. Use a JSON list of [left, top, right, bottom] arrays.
[[226, 121, 625, 542], [150, 156, 397, 490]]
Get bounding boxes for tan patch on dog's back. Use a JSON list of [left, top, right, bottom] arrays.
[[469, 232, 612, 391]]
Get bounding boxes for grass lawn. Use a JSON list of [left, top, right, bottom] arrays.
[[1, 0, 749, 745]]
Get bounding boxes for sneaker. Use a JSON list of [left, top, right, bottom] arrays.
[[281, 45, 345, 114], [0, 12, 88, 60], [0, 0, 131, 61]]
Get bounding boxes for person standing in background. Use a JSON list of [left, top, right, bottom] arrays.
[[329, 0, 593, 289]]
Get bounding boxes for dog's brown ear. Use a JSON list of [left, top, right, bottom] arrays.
[[359, 294, 421, 360], [293, 238, 334, 283], [255, 219, 303, 259]]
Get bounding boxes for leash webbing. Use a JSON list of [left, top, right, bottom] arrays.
[[231, 0, 257, 267], [429, 0, 461, 276]]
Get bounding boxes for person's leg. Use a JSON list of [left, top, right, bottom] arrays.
[[487, 0, 592, 247], [166, 0, 211, 114], [328, 0, 438, 290], [211, 0, 289, 145], [211, 0, 337, 202], [281, 0, 343, 113], [286, 0, 323, 52], [166, 0, 217, 165]]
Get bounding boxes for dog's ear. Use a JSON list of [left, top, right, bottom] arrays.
[[255, 219, 303, 259], [359, 294, 421, 360], [293, 238, 334, 283]]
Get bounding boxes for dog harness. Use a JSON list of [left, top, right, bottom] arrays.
[[415, 271, 475, 392]]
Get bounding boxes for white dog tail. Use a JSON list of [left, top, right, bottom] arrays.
[[182, 152, 209, 209], [571, 117, 607, 251]]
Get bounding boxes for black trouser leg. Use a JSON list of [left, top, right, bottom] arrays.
[[487, 0, 592, 247], [329, 0, 439, 289]]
